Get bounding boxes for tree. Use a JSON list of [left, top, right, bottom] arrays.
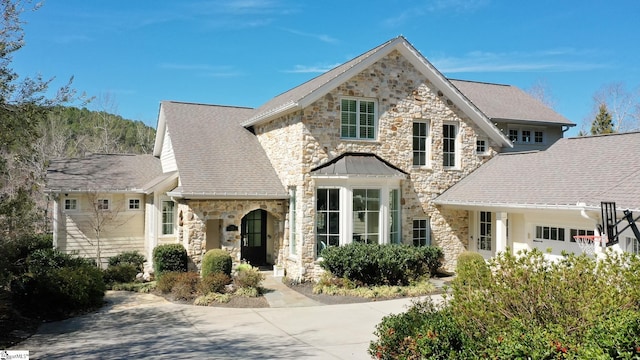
[[0, 0, 77, 238], [83, 191, 129, 268], [592, 82, 640, 133], [590, 103, 616, 135], [526, 79, 556, 109]]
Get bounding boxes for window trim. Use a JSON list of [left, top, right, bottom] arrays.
[[443, 122, 460, 169], [412, 120, 431, 167], [127, 198, 142, 211], [96, 198, 110, 211], [534, 225, 566, 242], [412, 218, 431, 247], [340, 97, 378, 141], [161, 199, 176, 236], [475, 137, 489, 156], [64, 198, 78, 212], [507, 126, 546, 145]]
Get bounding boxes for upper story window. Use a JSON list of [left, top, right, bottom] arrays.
[[534, 131, 544, 143], [128, 198, 141, 210], [443, 123, 458, 168], [96, 198, 110, 211], [413, 121, 430, 166], [508, 127, 545, 144], [64, 198, 78, 211], [508, 129, 518, 142], [476, 138, 489, 156], [341, 98, 377, 140]]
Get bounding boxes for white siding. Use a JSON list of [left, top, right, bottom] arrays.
[[160, 128, 177, 172]]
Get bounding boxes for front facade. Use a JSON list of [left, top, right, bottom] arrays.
[[49, 36, 600, 279]]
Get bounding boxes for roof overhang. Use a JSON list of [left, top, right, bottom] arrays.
[[166, 190, 289, 200], [492, 117, 577, 127]]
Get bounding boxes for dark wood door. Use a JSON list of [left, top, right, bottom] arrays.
[[241, 209, 267, 265]]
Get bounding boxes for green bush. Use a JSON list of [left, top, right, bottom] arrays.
[[201, 249, 232, 277], [156, 271, 181, 293], [234, 265, 264, 289], [108, 251, 145, 272], [0, 233, 52, 286], [170, 272, 200, 301], [103, 264, 139, 286], [454, 251, 490, 288], [198, 272, 231, 294], [370, 249, 640, 359], [320, 243, 442, 286], [11, 249, 105, 319], [152, 244, 187, 277]]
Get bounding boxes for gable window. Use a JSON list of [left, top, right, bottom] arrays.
[[128, 198, 141, 210], [413, 218, 431, 246], [316, 188, 340, 256], [289, 187, 297, 256], [64, 198, 78, 211], [341, 98, 377, 140], [476, 138, 488, 155], [479, 211, 492, 251], [508, 129, 518, 142], [96, 198, 110, 211], [162, 200, 175, 235], [353, 189, 380, 244], [413, 121, 429, 166], [443, 123, 458, 168], [535, 225, 565, 241]]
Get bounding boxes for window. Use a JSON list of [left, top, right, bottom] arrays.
[[128, 198, 141, 210], [508, 129, 518, 142], [535, 131, 544, 143], [522, 130, 531, 143], [289, 187, 297, 256], [479, 211, 492, 251], [389, 189, 401, 244], [353, 189, 380, 244], [316, 188, 340, 256], [443, 123, 457, 168], [626, 237, 640, 255], [64, 198, 77, 211], [476, 139, 487, 155], [341, 98, 376, 140], [413, 121, 429, 166], [96, 198, 110, 211], [569, 228, 594, 242], [535, 225, 565, 241], [162, 200, 175, 235], [413, 219, 431, 246]]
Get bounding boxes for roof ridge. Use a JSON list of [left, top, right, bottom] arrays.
[[163, 100, 253, 110], [449, 78, 511, 87]]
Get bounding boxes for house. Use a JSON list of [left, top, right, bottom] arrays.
[[47, 36, 587, 278], [434, 131, 640, 260]]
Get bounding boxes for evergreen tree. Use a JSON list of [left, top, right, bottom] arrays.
[[590, 103, 616, 135]]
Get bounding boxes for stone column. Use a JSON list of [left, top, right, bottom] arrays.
[[496, 212, 508, 254]]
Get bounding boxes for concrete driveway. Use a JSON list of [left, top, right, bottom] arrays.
[[11, 291, 440, 359]]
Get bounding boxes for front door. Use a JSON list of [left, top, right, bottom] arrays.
[[241, 209, 267, 265]]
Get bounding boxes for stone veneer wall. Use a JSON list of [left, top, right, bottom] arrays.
[[177, 199, 286, 271], [254, 50, 499, 280]]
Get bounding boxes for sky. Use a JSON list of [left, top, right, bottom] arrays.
[[14, 0, 640, 136]]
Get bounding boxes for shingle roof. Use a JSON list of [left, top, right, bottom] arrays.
[[311, 153, 407, 178], [161, 101, 288, 198], [46, 154, 163, 192], [450, 79, 575, 126], [434, 132, 640, 211]]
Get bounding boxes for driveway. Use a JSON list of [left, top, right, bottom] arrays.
[[11, 291, 441, 359]]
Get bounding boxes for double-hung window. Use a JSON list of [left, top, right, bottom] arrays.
[[341, 98, 377, 140], [413, 121, 429, 166], [443, 123, 458, 168]]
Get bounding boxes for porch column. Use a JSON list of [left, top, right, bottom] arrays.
[[496, 212, 508, 253]]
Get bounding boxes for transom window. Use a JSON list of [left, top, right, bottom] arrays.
[[341, 98, 377, 140], [128, 198, 141, 210], [413, 219, 431, 246], [64, 198, 77, 211], [413, 121, 429, 166], [443, 123, 458, 168]]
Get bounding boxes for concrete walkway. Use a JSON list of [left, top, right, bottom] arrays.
[[11, 274, 446, 359]]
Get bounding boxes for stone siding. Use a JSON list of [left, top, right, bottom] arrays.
[[254, 50, 499, 279]]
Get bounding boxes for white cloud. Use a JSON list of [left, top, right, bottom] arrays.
[[281, 28, 338, 43], [283, 63, 342, 73]]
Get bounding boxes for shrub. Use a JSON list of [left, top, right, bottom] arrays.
[[320, 243, 442, 286], [234, 266, 264, 289], [198, 272, 231, 295], [170, 272, 200, 301], [103, 264, 139, 286], [152, 244, 187, 277], [370, 249, 640, 358], [201, 249, 232, 277], [11, 250, 105, 319], [454, 251, 490, 288], [156, 271, 181, 293], [108, 251, 145, 272]]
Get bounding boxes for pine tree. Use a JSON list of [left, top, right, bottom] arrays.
[[590, 103, 616, 135]]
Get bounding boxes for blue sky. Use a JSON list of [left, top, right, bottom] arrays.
[[14, 0, 640, 136]]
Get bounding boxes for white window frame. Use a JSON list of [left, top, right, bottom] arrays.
[[412, 218, 431, 246], [476, 138, 489, 156], [535, 225, 566, 242], [64, 198, 78, 211], [314, 178, 401, 258], [128, 198, 142, 211], [340, 97, 378, 140], [443, 122, 460, 169], [161, 199, 176, 236], [507, 126, 546, 145], [478, 211, 492, 251], [96, 198, 110, 211], [412, 120, 430, 167]]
